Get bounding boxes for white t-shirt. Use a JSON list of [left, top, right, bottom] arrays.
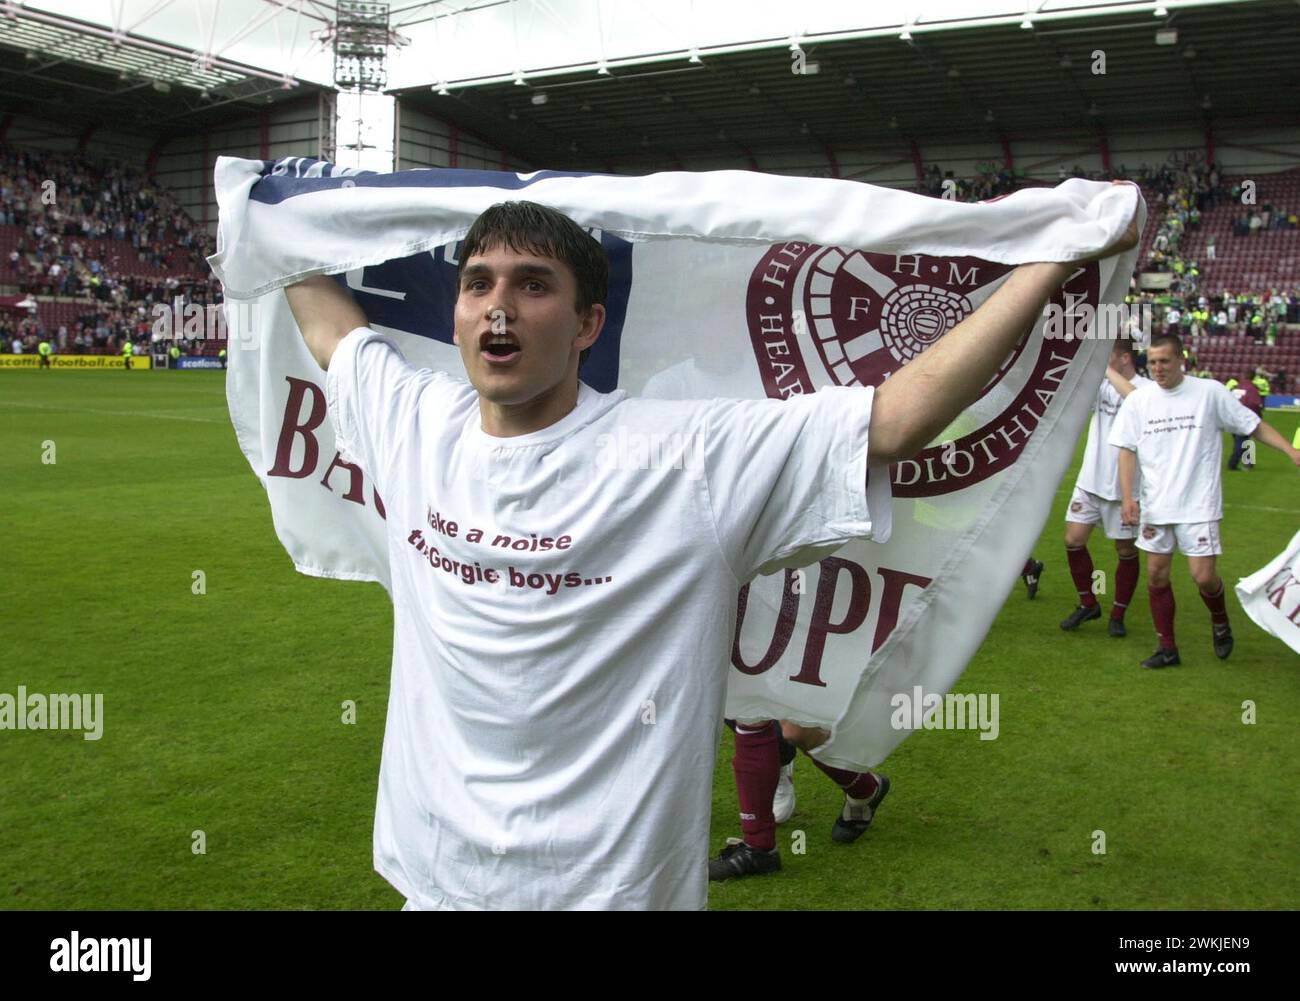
[[1109, 375, 1261, 524], [326, 328, 891, 910], [1075, 373, 1151, 500]]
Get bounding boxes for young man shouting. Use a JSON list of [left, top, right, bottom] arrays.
[[1111, 333, 1300, 668], [286, 197, 1137, 910]]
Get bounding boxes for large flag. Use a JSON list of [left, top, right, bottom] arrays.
[[210, 156, 1142, 768], [1236, 528, 1300, 655]]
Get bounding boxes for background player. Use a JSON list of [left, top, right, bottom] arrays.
[[1060, 338, 1150, 637], [1111, 333, 1300, 668], [1225, 371, 1264, 471], [710, 717, 889, 881]]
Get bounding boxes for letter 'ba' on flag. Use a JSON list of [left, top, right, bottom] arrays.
[[209, 156, 1143, 770], [1236, 528, 1300, 655]]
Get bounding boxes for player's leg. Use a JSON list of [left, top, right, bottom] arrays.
[[1062, 495, 1102, 629], [1227, 434, 1245, 471], [1104, 494, 1142, 638], [709, 718, 782, 881], [773, 725, 797, 824], [1108, 538, 1141, 637], [1183, 523, 1232, 659], [1020, 556, 1045, 599], [1140, 529, 1180, 667], [782, 722, 890, 844]]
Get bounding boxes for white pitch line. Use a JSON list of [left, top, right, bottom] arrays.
[[0, 400, 225, 424]]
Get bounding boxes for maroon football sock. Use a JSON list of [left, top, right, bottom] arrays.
[[1148, 584, 1177, 650], [1112, 553, 1140, 620], [1066, 546, 1098, 608], [732, 722, 779, 851], [1198, 579, 1230, 626], [808, 757, 878, 800]]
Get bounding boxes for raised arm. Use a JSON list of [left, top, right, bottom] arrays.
[[868, 186, 1139, 467], [868, 263, 1065, 466], [1251, 418, 1300, 468], [1105, 365, 1137, 398], [285, 274, 368, 371]]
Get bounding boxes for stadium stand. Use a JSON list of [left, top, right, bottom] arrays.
[[1128, 159, 1299, 391], [0, 145, 222, 357], [924, 154, 1298, 393], [3, 140, 1295, 388]]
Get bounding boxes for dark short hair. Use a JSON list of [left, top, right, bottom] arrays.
[[458, 201, 608, 369], [1149, 332, 1184, 356], [1111, 336, 1133, 358]]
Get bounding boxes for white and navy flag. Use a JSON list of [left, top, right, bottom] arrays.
[[1236, 528, 1300, 655], [209, 156, 1143, 769]]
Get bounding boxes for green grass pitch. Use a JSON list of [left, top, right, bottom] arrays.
[[2, 370, 1297, 910]]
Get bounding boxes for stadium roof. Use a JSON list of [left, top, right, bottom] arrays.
[[2, 0, 1295, 167], [389, 0, 1300, 173], [384, 0, 1258, 90], [0, 0, 335, 138]]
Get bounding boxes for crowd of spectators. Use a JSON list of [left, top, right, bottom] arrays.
[[1128, 158, 1295, 388], [921, 162, 1022, 201], [0, 145, 220, 355], [1139, 158, 1219, 284], [925, 154, 1298, 392], [4, 144, 1297, 382], [1229, 190, 1298, 236], [1136, 288, 1298, 341]]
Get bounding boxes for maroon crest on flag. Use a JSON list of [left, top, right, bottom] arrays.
[[747, 242, 1099, 497]]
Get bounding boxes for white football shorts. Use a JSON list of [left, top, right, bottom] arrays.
[[1136, 521, 1222, 556], [1064, 486, 1138, 540]]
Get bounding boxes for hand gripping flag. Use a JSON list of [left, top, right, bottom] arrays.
[[1236, 528, 1300, 655], [209, 157, 1143, 769]]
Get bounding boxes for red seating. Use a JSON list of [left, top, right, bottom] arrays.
[[1138, 166, 1300, 291], [35, 299, 94, 329]]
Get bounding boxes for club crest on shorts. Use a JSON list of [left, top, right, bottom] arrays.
[[747, 243, 1098, 497], [1070, 501, 1084, 513], [1143, 525, 1157, 539]]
